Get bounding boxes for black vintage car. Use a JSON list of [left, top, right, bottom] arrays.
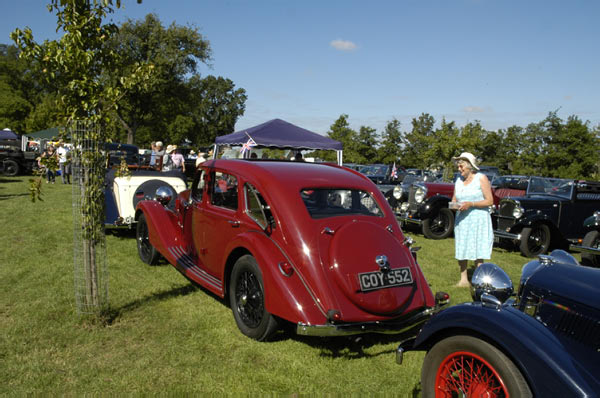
[[397, 250, 600, 396], [569, 211, 600, 267], [494, 177, 600, 257]]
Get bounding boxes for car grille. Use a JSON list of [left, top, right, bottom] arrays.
[[408, 186, 418, 212], [497, 201, 517, 230]]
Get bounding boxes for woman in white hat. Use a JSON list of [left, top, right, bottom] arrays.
[[451, 152, 494, 287]]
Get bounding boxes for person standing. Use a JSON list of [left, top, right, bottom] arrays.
[[149, 141, 157, 167], [154, 141, 165, 170], [40, 144, 58, 184], [56, 141, 71, 184], [171, 146, 186, 173], [451, 152, 494, 287], [162, 144, 175, 171]]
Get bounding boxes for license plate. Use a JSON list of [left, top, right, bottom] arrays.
[[358, 267, 413, 292]]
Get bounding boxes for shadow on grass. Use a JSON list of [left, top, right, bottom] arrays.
[[0, 178, 24, 183], [0, 192, 30, 200], [102, 284, 199, 325]]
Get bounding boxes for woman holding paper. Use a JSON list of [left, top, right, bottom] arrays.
[[451, 152, 494, 287]]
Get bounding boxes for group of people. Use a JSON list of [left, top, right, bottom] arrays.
[[38, 141, 71, 184], [149, 141, 187, 173]]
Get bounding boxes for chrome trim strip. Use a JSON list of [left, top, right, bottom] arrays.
[[493, 230, 521, 240], [569, 244, 600, 255], [168, 245, 223, 290]]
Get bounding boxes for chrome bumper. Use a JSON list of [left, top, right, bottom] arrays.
[[296, 306, 442, 337], [397, 213, 423, 226], [569, 244, 600, 255], [494, 229, 521, 241]]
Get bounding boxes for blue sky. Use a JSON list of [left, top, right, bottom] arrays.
[[2, 0, 599, 136]]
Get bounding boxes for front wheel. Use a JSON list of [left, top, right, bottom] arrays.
[[519, 224, 551, 257], [136, 213, 160, 265], [422, 208, 455, 239], [2, 159, 19, 176], [581, 230, 600, 267], [422, 335, 531, 398], [229, 255, 278, 341]]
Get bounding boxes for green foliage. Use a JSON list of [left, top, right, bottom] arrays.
[[378, 119, 403, 165]]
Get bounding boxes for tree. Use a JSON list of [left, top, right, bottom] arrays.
[[378, 119, 403, 165], [355, 125, 379, 164], [401, 113, 435, 168], [12, 0, 152, 314]]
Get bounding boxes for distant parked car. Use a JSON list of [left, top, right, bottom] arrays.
[[396, 250, 600, 397], [0, 138, 38, 176], [569, 211, 600, 267], [494, 177, 600, 257], [134, 159, 449, 340], [104, 143, 187, 228]]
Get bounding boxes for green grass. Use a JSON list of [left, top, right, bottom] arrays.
[[0, 176, 580, 395]]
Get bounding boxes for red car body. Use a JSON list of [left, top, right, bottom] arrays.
[[135, 159, 445, 340]]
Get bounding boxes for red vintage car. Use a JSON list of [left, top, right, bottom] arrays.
[[135, 159, 447, 340]]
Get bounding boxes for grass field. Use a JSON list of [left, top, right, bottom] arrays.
[[0, 176, 573, 395]]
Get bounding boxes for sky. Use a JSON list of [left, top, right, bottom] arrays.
[[2, 0, 599, 136]]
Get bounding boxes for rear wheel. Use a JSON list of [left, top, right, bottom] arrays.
[[2, 159, 19, 176], [519, 224, 551, 257], [136, 213, 160, 265], [581, 230, 600, 267], [422, 208, 455, 239], [229, 255, 278, 341], [422, 335, 531, 398]]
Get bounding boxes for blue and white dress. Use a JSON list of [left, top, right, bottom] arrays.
[[454, 173, 494, 260]]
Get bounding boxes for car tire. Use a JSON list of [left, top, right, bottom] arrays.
[[2, 159, 19, 176], [422, 208, 454, 239], [422, 335, 532, 398], [520, 224, 551, 257], [581, 230, 600, 267], [136, 213, 160, 265], [229, 254, 278, 341]]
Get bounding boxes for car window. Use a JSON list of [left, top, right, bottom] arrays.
[[527, 177, 573, 199], [211, 171, 238, 210], [244, 183, 275, 230], [300, 188, 384, 219], [191, 169, 206, 201]]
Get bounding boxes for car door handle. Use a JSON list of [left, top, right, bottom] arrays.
[[228, 220, 240, 228]]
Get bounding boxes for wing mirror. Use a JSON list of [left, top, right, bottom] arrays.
[[471, 262, 514, 303]]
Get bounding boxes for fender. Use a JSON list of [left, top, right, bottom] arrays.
[[223, 230, 327, 326], [413, 303, 599, 397], [420, 195, 452, 217], [518, 212, 555, 228], [135, 201, 183, 265]]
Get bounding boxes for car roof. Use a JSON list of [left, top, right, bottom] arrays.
[[205, 159, 373, 191]]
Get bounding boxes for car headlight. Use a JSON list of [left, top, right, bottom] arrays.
[[414, 187, 426, 203], [393, 185, 402, 199], [400, 202, 409, 211], [512, 206, 524, 218]]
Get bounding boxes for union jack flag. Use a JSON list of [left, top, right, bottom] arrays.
[[240, 134, 257, 155], [391, 162, 398, 179]]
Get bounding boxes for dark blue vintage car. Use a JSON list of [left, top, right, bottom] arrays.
[[570, 211, 600, 267], [396, 250, 600, 397], [494, 177, 600, 257]]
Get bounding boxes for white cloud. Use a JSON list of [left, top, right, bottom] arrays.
[[330, 39, 357, 51], [463, 106, 487, 113]]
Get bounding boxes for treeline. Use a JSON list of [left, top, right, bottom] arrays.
[[313, 113, 600, 180], [1, 13, 246, 147], [2, 13, 598, 180]]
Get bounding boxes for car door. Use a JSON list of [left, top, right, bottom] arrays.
[[192, 169, 241, 279]]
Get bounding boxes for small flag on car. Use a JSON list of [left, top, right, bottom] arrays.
[[240, 133, 257, 155], [391, 162, 398, 179]]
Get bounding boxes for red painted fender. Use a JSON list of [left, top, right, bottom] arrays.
[[136, 200, 184, 265]]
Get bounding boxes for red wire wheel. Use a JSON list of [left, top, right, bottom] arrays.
[[422, 335, 532, 398]]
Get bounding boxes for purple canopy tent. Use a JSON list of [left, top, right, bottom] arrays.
[[0, 128, 18, 140], [214, 118, 343, 164]]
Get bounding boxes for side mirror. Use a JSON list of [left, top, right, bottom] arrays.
[[154, 186, 174, 206], [471, 262, 514, 303]]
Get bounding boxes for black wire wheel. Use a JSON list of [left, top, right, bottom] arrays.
[[2, 159, 19, 176], [136, 213, 160, 265], [422, 208, 455, 240], [229, 254, 278, 341], [519, 224, 551, 257]]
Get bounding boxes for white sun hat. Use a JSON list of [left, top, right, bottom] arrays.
[[452, 152, 479, 171]]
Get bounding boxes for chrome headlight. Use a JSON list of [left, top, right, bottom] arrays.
[[155, 186, 174, 206], [414, 187, 426, 203], [471, 263, 514, 303], [400, 202, 409, 211], [512, 205, 524, 218], [393, 185, 402, 199]]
